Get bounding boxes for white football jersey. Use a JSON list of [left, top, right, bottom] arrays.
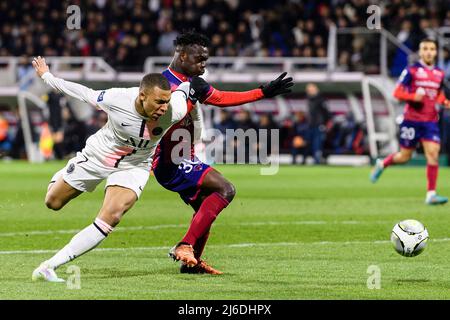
[[41, 72, 189, 171]]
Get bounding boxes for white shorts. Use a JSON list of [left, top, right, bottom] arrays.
[[50, 152, 150, 199]]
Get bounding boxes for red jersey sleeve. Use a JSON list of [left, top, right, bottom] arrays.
[[202, 86, 265, 107], [393, 84, 416, 102], [437, 90, 447, 104]]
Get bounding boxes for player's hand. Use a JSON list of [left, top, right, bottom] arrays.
[[260, 72, 294, 98], [444, 99, 450, 108], [32, 56, 50, 77], [189, 76, 211, 103], [413, 93, 424, 102], [413, 88, 425, 102]]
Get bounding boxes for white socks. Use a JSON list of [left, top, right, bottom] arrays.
[[45, 218, 114, 270], [426, 190, 436, 202]]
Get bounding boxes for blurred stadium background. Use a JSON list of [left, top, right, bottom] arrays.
[[1, 0, 450, 165]]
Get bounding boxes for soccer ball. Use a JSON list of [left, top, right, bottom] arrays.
[[390, 219, 429, 257]]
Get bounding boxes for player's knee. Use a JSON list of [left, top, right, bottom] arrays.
[[103, 202, 133, 226], [108, 212, 123, 226], [219, 182, 236, 203], [398, 153, 411, 163], [426, 153, 439, 164], [45, 194, 63, 211]]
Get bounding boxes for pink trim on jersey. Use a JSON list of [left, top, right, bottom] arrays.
[[103, 146, 135, 167]]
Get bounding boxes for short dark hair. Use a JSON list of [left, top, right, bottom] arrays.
[[420, 38, 437, 47], [174, 30, 210, 49], [140, 73, 170, 91]]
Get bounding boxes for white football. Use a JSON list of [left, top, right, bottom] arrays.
[[390, 219, 429, 257]]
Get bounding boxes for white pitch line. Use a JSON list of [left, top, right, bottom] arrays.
[[0, 220, 388, 238], [0, 238, 449, 255]]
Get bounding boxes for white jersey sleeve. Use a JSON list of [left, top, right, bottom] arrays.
[[41, 72, 108, 111], [169, 81, 190, 122]]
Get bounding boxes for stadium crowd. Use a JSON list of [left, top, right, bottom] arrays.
[[2, 0, 450, 164], [0, 0, 449, 73]]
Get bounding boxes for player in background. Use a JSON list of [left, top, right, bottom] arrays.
[[370, 39, 450, 205], [30, 56, 205, 282], [154, 31, 293, 274]]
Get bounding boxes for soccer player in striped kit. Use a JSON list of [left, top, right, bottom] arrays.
[[30, 56, 206, 282], [371, 39, 450, 205]]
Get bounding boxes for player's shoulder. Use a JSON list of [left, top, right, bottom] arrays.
[[403, 62, 423, 73], [432, 65, 445, 75], [173, 82, 190, 98], [97, 87, 139, 103]]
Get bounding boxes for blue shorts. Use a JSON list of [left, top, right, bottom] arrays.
[[399, 120, 440, 149], [153, 157, 212, 204]]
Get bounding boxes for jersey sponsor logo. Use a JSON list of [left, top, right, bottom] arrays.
[[97, 90, 105, 102], [121, 123, 131, 127], [414, 80, 440, 89]]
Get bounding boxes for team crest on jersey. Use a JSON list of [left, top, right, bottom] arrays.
[[97, 91, 105, 102], [193, 164, 203, 171], [66, 163, 75, 174], [416, 68, 428, 79], [152, 127, 163, 136]]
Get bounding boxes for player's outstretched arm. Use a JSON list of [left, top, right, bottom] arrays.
[[32, 56, 100, 107], [198, 72, 294, 107]]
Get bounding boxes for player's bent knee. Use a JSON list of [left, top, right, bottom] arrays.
[[45, 194, 64, 211], [398, 153, 412, 163], [220, 182, 236, 203]]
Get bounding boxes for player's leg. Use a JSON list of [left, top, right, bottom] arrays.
[[172, 168, 234, 274], [45, 175, 83, 210], [45, 153, 101, 210], [33, 169, 146, 282], [96, 185, 138, 227], [33, 186, 137, 282], [371, 121, 418, 183], [370, 147, 414, 183], [423, 140, 447, 205], [186, 168, 235, 258]]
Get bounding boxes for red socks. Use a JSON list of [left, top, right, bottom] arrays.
[[427, 164, 438, 191], [193, 231, 210, 260], [181, 192, 229, 248], [383, 153, 396, 168]]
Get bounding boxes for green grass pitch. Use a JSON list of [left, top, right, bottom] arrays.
[[0, 161, 450, 299]]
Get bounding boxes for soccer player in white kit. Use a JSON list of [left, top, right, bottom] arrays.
[[30, 56, 201, 282]]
